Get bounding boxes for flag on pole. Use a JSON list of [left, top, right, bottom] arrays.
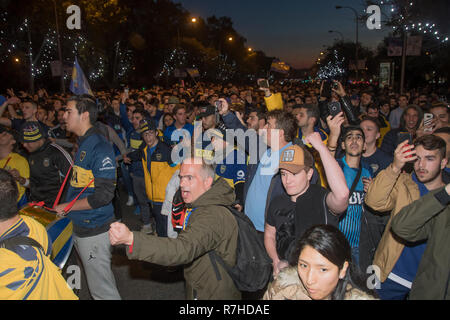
[[69, 57, 93, 95], [270, 59, 290, 74], [186, 68, 200, 78]]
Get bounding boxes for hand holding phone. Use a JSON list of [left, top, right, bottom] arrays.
[[328, 101, 342, 117], [393, 140, 417, 173], [257, 79, 270, 89]]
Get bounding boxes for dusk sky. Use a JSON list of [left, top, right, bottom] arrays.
[[176, 0, 391, 69]]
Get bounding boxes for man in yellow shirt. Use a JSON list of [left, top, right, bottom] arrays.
[[0, 169, 78, 300], [0, 127, 29, 207]]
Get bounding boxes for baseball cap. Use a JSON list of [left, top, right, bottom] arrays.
[[168, 96, 180, 105], [198, 105, 216, 118], [278, 145, 314, 174], [138, 119, 157, 134], [20, 121, 46, 143]]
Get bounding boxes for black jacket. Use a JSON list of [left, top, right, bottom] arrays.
[[28, 140, 73, 206]]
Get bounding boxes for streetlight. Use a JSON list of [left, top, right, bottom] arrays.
[[248, 47, 252, 52], [14, 57, 20, 63], [177, 17, 198, 47], [328, 30, 344, 42], [228, 36, 233, 42], [335, 5, 359, 80]]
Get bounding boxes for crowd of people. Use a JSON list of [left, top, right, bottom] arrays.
[[0, 79, 449, 300]]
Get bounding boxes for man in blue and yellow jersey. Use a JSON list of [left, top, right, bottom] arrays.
[[54, 94, 121, 300], [139, 119, 179, 237], [0, 169, 78, 300], [208, 128, 247, 210]]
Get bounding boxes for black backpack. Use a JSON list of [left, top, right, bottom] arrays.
[[208, 205, 272, 292]]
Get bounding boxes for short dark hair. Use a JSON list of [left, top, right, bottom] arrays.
[[266, 110, 297, 143], [414, 134, 446, 160], [133, 108, 150, 119], [173, 104, 186, 115], [340, 125, 366, 144], [149, 98, 160, 107], [366, 103, 379, 111], [0, 169, 19, 221], [300, 104, 320, 123], [22, 99, 38, 109], [429, 103, 450, 115], [248, 107, 266, 122], [67, 94, 98, 124]]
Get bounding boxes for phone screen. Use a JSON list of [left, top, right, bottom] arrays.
[[215, 100, 222, 111], [258, 79, 269, 89], [397, 132, 412, 144]]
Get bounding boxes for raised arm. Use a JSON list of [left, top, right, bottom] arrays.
[[305, 132, 349, 215]]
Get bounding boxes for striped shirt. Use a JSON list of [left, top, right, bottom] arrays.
[[337, 157, 373, 248]]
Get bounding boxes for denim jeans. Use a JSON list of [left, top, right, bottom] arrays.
[[151, 202, 167, 237], [120, 162, 134, 198]]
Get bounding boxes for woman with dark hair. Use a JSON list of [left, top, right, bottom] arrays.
[[380, 104, 423, 156], [162, 113, 174, 131], [263, 225, 378, 300]]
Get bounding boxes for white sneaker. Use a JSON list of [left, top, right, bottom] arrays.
[[126, 196, 134, 206]]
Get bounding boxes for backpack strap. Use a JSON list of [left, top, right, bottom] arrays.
[[0, 236, 44, 252], [348, 164, 363, 198], [322, 191, 328, 225], [208, 251, 223, 281]]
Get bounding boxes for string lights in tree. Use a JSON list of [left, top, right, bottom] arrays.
[[158, 48, 188, 78], [317, 50, 346, 80], [374, 0, 449, 43], [117, 47, 134, 79], [0, 16, 29, 63]]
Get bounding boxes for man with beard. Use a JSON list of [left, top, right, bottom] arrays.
[[365, 134, 449, 300], [246, 107, 266, 133]]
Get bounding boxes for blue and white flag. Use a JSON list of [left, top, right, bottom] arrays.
[[69, 57, 93, 95]]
